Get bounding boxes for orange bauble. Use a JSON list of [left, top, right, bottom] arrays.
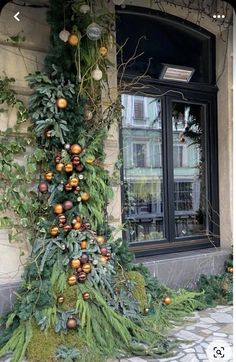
[[163, 297, 172, 305], [64, 163, 73, 173], [73, 222, 81, 230], [68, 34, 79, 46], [71, 259, 81, 269], [82, 263, 91, 273], [53, 204, 63, 214], [56, 98, 67, 109], [96, 236, 105, 245], [55, 163, 64, 172], [67, 317, 77, 329], [68, 275, 77, 286], [69, 177, 79, 187], [70, 144, 82, 154], [80, 241, 87, 249], [99, 46, 108, 57], [81, 192, 90, 201], [50, 226, 59, 236], [44, 171, 53, 181]]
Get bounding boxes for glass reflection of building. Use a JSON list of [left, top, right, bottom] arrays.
[[121, 94, 204, 243]]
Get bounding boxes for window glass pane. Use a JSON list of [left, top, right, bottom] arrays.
[[121, 94, 164, 243], [172, 102, 206, 237]]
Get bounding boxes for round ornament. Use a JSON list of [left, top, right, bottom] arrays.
[[68, 275, 77, 286], [57, 296, 64, 304], [59, 29, 70, 42], [77, 271, 87, 282], [64, 143, 71, 150], [82, 292, 90, 300], [86, 22, 102, 41], [80, 4, 90, 13], [38, 181, 48, 193], [56, 98, 67, 109], [96, 235, 105, 244], [44, 171, 53, 181], [86, 155, 95, 164], [50, 226, 59, 237], [64, 163, 73, 173], [80, 240, 87, 249], [227, 267, 233, 273], [64, 225, 72, 232], [71, 259, 81, 269], [72, 155, 80, 166], [92, 65, 103, 81], [63, 200, 73, 210], [53, 204, 63, 214], [70, 177, 79, 187], [81, 192, 90, 201], [84, 110, 93, 121], [68, 34, 79, 46], [55, 162, 64, 172], [58, 214, 66, 224], [73, 222, 81, 230], [78, 175, 83, 180], [82, 263, 91, 273], [99, 46, 108, 57], [70, 144, 82, 154], [93, 260, 98, 266], [64, 183, 73, 192], [100, 247, 108, 256], [66, 317, 77, 329], [163, 296, 172, 305], [80, 253, 88, 264]]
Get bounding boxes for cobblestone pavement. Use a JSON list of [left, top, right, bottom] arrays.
[[1, 305, 233, 362], [116, 305, 233, 362]]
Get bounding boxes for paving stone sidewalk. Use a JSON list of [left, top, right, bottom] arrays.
[[114, 305, 233, 362], [0, 305, 233, 362]]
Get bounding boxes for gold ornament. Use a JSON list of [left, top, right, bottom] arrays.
[[70, 144, 82, 154], [68, 34, 79, 46], [44, 171, 53, 181], [56, 98, 67, 109], [82, 263, 91, 273], [71, 259, 81, 269], [99, 46, 108, 57], [69, 177, 79, 187], [86, 155, 95, 164], [163, 296, 172, 305], [96, 235, 105, 244], [55, 162, 64, 172], [68, 275, 77, 286], [53, 204, 63, 214], [80, 240, 87, 249], [64, 163, 73, 173], [50, 226, 59, 237], [81, 192, 90, 201]]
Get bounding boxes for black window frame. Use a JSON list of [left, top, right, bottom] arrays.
[[117, 7, 219, 257]]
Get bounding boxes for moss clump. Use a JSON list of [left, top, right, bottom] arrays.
[[126, 271, 148, 312]]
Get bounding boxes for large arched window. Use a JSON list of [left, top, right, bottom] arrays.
[[116, 7, 219, 256]]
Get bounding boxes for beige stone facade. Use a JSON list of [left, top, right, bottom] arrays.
[[0, 1, 233, 286]]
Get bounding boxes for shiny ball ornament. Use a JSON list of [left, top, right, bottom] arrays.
[[64, 143, 71, 150], [82, 263, 91, 273], [53, 204, 63, 214], [86, 155, 95, 164], [227, 267, 233, 273], [80, 4, 90, 13], [81, 192, 90, 201], [70, 144, 82, 154], [71, 259, 81, 269], [93, 260, 98, 266], [80, 240, 87, 249], [55, 162, 64, 172], [86, 22, 102, 41], [64, 183, 73, 192], [59, 29, 70, 42], [84, 110, 93, 121], [64, 163, 73, 173], [163, 297, 172, 305], [63, 200, 73, 210], [77, 271, 87, 282], [58, 214, 66, 224], [38, 181, 48, 193], [72, 155, 80, 166], [78, 175, 83, 180], [68, 34, 79, 46], [68, 275, 77, 286], [80, 253, 89, 264], [44, 171, 53, 181], [50, 226, 59, 237], [99, 46, 108, 57], [82, 292, 90, 301], [96, 235, 105, 245], [100, 247, 108, 256], [92, 65, 103, 81], [70, 177, 79, 187], [56, 98, 67, 109], [73, 222, 81, 230], [64, 224, 72, 232], [66, 317, 77, 329], [57, 296, 64, 304]]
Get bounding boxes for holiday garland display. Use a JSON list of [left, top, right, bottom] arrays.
[[0, 1, 233, 361]]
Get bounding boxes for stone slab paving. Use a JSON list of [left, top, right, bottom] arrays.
[[118, 305, 233, 362], [0, 306, 233, 362]]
